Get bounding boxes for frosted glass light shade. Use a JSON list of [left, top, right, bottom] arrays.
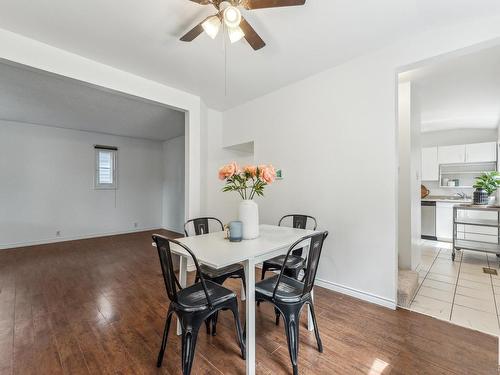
[[228, 26, 245, 43], [202, 16, 221, 39], [223, 6, 241, 28]]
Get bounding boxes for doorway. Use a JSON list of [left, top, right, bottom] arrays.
[[0, 59, 188, 247], [397, 44, 500, 336]]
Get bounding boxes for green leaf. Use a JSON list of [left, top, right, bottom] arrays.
[[474, 171, 500, 195]]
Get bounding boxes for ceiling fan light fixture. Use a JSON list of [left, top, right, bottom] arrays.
[[181, 0, 307, 50], [228, 26, 245, 43], [202, 15, 221, 39], [223, 5, 242, 28]]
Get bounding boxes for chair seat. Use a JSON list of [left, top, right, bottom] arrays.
[[200, 262, 244, 279], [255, 275, 306, 303], [264, 254, 306, 270], [176, 280, 236, 312]]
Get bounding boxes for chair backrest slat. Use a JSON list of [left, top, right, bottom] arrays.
[[184, 217, 224, 237], [278, 214, 318, 231], [302, 232, 328, 295], [271, 231, 329, 300], [278, 214, 318, 257], [153, 235, 179, 302], [152, 234, 214, 308]]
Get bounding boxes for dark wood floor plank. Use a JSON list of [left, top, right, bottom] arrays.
[[32, 313, 64, 375], [0, 333, 13, 375], [0, 229, 497, 375], [12, 319, 35, 375]]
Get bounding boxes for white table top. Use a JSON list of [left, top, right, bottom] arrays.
[[172, 224, 317, 269]]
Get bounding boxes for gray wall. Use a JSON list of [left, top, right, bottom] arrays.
[[0, 120, 164, 248], [162, 136, 185, 233]]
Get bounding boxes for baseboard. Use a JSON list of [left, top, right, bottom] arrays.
[[0, 226, 161, 250], [315, 278, 397, 310], [161, 226, 184, 235], [257, 265, 396, 310]]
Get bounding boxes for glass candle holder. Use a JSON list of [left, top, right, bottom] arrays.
[[228, 221, 243, 242]]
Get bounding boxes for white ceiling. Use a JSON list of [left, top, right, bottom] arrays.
[[0, 61, 185, 140], [1, 0, 500, 110], [400, 46, 500, 133]]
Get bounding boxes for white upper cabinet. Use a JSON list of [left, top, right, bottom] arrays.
[[438, 144, 466, 164], [421, 147, 439, 181], [465, 142, 497, 163]]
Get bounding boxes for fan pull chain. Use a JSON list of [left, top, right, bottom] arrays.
[[224, 23, 228, 97]]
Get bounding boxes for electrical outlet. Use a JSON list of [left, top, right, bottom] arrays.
[[56, 230, 61, 237], [134, 222, 138, 228]]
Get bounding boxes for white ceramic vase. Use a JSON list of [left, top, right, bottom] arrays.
[[238, 199, 259, 240]]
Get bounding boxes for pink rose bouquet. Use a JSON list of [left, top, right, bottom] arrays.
[[219, 162, 276, 199]]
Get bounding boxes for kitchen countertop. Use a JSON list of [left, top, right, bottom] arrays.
[[422, 196, 472, 204], [455, 204, 500, 209]]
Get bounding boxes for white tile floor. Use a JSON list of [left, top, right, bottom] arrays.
[[409, 240, 500, 336]]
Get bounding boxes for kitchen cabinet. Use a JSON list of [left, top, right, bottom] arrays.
[[421, 147, 439, 181], [465, 142, 497, 163], [436, 142, 497, 165], [438, 145, 466, 165], [436, 202, 454, 241]]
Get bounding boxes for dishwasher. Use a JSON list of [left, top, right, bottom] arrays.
[[421, 201, 437, 240]]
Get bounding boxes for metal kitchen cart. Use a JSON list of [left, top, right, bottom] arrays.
[[452, 204, 500, 261]]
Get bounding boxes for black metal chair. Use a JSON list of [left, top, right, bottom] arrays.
[[258, 215, 317, 325], [255, 231, 328, 375], [185, 217, 246, 336], [153, 234, 245, 375], [260, 215, 317, 281]]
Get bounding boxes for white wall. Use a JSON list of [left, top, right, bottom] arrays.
[[200, 108, 254, 223], [410, 86, 422, 271], [0, 120, 164, 248], [203, 15, 500, 308], [398, 82, 412, 270], [398, 82, 422, 270], [217, 55, 399, 308], [162, 136, 185, 233]]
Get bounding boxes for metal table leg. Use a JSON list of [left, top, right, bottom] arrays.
[[244, 259, 256, 375]]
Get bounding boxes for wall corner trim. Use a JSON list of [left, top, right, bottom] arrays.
[[161, 226, 184, 236]]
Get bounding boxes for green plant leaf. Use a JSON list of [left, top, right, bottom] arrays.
[[474, 171, 500, 195]]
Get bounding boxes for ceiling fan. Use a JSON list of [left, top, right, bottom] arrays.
[[180, 0, 306, 50]]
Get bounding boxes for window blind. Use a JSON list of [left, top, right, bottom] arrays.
[[94, 145, 117, 189]]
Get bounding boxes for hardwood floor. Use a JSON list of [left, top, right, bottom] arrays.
[[0, 230, 498, 375]]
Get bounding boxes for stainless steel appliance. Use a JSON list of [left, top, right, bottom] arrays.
[[421, 201, 436, 240]]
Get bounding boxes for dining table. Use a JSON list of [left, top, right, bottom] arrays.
[[168, 224, 318, 375]]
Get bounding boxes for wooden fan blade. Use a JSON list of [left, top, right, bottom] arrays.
[[243, 0, 305, 10], [180, 16, 211, 42], [240, 17, 266, 50], [189, 0, 211, 4]]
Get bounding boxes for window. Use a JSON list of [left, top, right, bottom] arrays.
[[95, 146, 117, 189]]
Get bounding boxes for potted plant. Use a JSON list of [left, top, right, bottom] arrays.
[[219, 162, 276, 239], [473, 171, 500, 205]]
